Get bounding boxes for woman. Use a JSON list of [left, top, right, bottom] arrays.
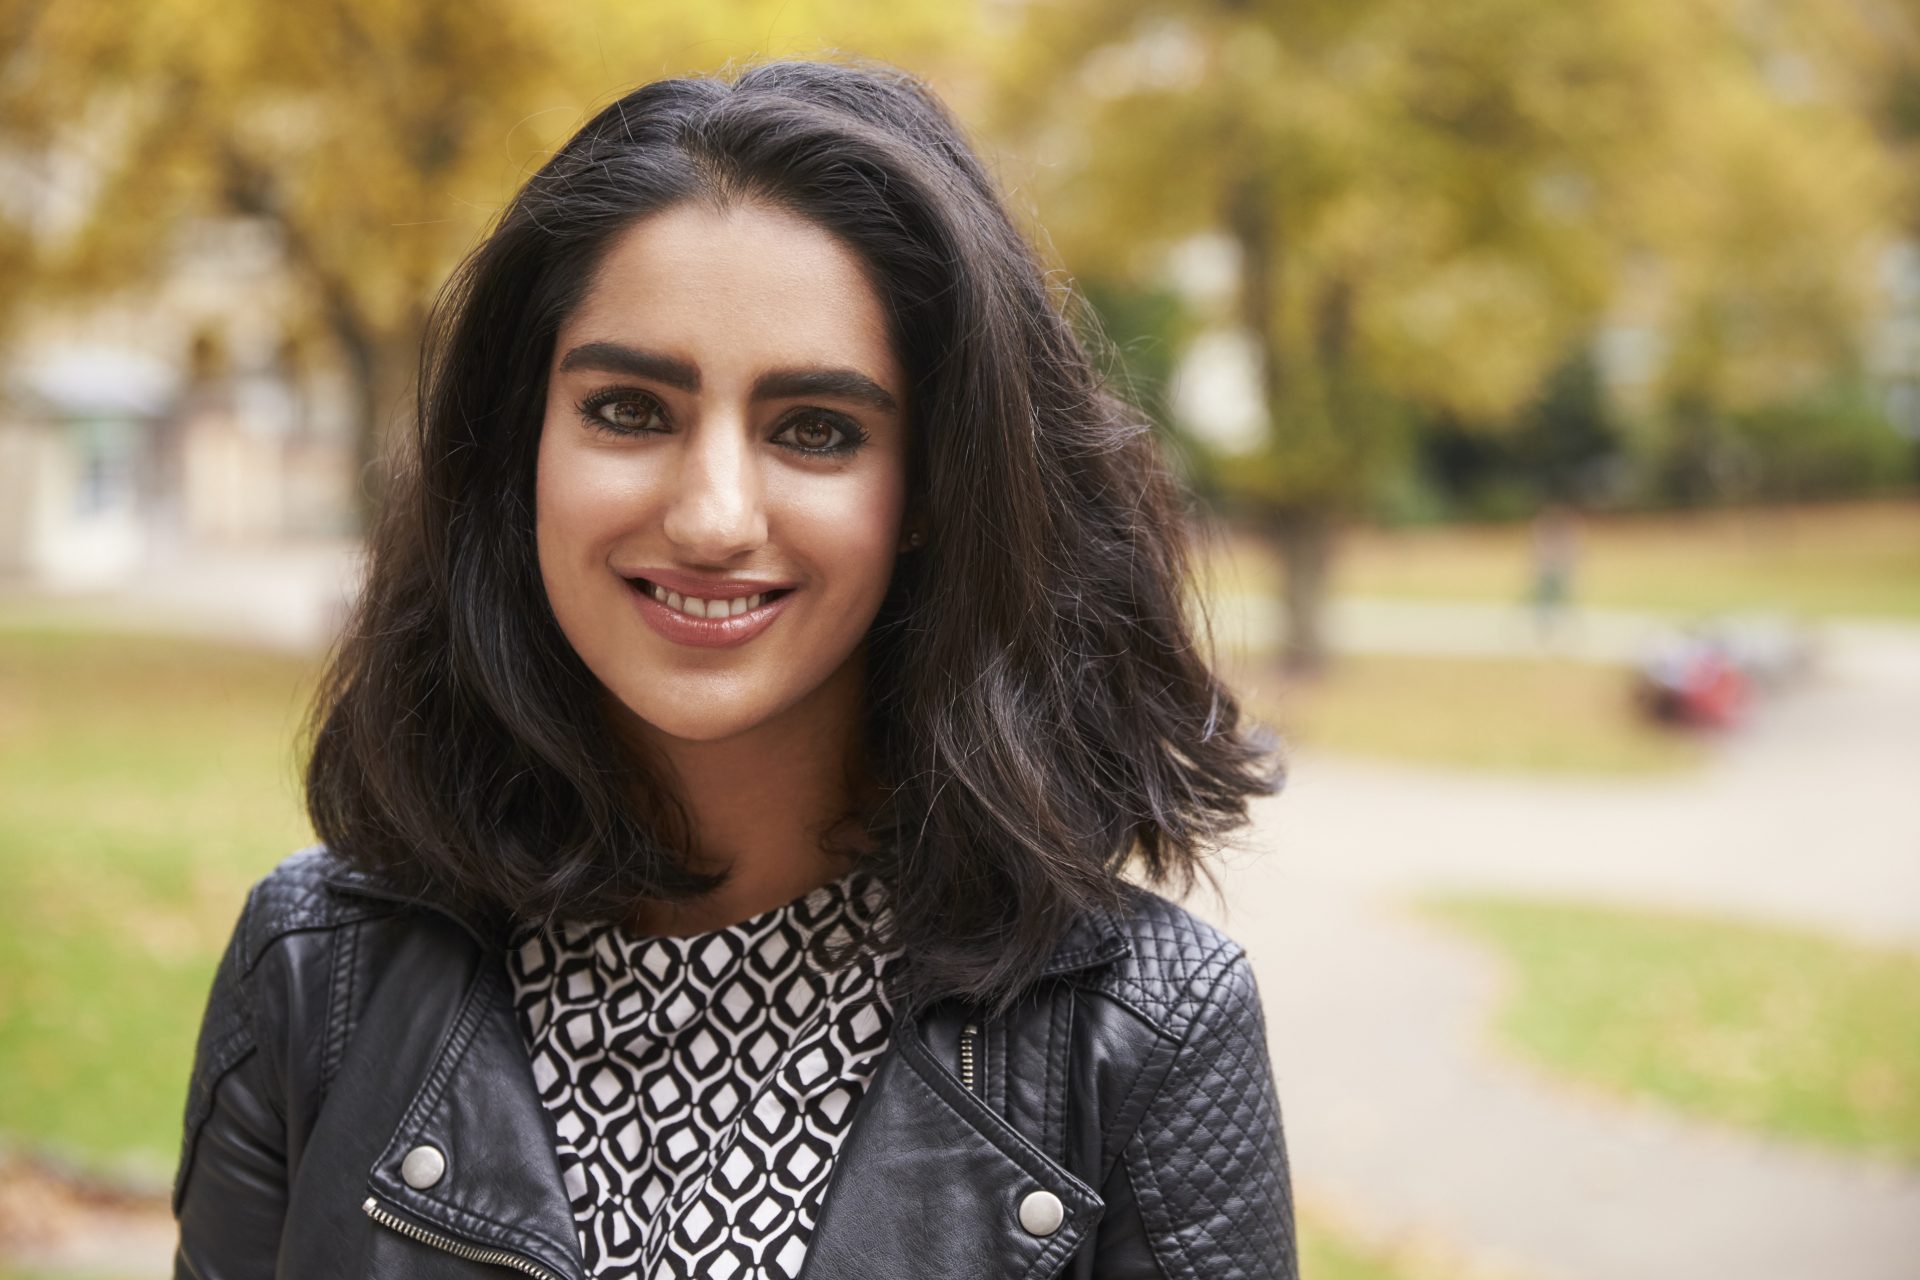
[[173, 57, 1294, 1279]]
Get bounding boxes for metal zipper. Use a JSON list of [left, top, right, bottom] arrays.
[[362, 1195, 566, 1280], [959, 1020, 979, 1094]]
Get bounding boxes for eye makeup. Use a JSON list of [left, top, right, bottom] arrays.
[[573, 386, 871, 457]]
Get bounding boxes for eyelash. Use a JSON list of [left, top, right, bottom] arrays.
[[574, 388, 871, 457]]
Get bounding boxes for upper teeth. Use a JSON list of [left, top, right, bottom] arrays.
[[647, 583, 771, 619]]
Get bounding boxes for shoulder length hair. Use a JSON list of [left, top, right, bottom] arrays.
[[306, 56, 1282, 1018]]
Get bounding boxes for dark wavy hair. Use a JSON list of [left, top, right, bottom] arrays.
[[305, 56, 1282, 1018]]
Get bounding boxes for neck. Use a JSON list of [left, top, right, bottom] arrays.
[[615, 648, 876, 938]]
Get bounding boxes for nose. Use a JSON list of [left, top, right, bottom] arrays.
[[660, 412, 768, 561]]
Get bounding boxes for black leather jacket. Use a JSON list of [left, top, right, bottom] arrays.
[[173, 846, 1297, 1278]]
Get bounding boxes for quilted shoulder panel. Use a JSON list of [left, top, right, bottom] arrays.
[[238, 843, 392, 974], [1076, 882, 1245, 1040], [1121, 942, 1296, 1280]]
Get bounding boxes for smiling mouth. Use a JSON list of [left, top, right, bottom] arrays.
[[627, 578, 795, 621]]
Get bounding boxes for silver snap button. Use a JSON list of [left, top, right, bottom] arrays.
[[1018, 1188, 1064, 1236], [401, 1143, 446, 1190]]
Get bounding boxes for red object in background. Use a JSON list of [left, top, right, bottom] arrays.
[[1680, 648, 1748, 727], [1634, 633, 1752, 729]]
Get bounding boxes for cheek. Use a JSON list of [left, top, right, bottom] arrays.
[[538, 430, 645, 558], [534, 427, 642, 626], [533, 431, 582, 597], [776, 469, 907, 594]]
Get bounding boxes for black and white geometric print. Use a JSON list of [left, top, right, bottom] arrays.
[[506, 866, 903, 1280]]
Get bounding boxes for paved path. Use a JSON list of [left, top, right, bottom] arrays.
[[1193, 860, 1920, 1280], [1183, 614, 1920, 1280], [1239, 662, 1920, 952]]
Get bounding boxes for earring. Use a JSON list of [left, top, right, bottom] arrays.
[[903, 530, 925, 551]]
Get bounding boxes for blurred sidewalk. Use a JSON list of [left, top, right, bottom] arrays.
[[1203, 858, 1920, 1280], [1193, 614, 1920, 1280], [1214, 590, 1920, 688], [1241, 602, 1920, 950]]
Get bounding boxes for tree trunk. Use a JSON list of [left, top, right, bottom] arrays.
[[1227, 170, 1322, 673], [1269, 504, 1335, 676], [329, 313, 417, 534], [1226, 171, 1345, 677], [222, 150, 417, 535]]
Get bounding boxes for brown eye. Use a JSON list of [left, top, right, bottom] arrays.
[[602, 397, 657, 431], [774, 411, 868, 457], [576, 390, 665, 436]]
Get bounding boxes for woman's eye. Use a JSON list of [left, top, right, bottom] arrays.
[[776, 412, 867, 456], [576, 391, 663, 435], [598, 396, 661, 433]]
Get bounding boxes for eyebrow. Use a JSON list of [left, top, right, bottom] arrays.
[[557, 341, 901, 414]]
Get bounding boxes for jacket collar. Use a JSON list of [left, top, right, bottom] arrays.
[[319, 863, 1132, 980], [324, 866, 1131, 1280]]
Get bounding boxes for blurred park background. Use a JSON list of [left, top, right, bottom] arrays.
[[2, 1, 1918, 1277]]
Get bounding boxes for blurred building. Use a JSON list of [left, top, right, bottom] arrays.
[[0, 215, 357, 590]]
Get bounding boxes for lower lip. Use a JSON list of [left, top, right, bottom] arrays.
[[627, 580, 795, 648]]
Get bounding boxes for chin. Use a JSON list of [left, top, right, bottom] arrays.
[[611, 690, 786, 746], [640, 714, 762, 745]]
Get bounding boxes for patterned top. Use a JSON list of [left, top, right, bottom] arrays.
[[506, 867, 904, 1279]]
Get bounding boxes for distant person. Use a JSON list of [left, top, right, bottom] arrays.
[[1529, 501, 1582, 646], [170, 59, 1297, 1279]]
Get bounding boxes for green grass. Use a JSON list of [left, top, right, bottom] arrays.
[[1233, 651, 1707, 776], [1212, 498, 1920, 620], [1298, 1218, 1408, 1280], [1295, 1198, 1511, 1280], [0, 622, 318, 1180], [1420, 894, 1920, 1163]]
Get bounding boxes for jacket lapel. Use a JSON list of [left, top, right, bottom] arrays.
[[362, 952, 589, 1280], [796, 1006, 1108, 1280], [324, 867, 588, 1278], [800, 908, 1132, 1279]]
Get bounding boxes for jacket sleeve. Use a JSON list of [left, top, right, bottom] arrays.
[[1102, 944, 1298, 1280], [172, 887, 292, 1278]]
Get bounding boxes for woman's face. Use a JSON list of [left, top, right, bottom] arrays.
[[535, 201, 912, 748]]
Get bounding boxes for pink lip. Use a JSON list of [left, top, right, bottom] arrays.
[[627, 579, 795, 649]]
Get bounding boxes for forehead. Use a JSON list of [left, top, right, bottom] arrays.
[[559, 201, 902, 384]]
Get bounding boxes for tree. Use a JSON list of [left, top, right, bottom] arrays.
[[2, 0, 978, 527], [986, 0, 1896, 671]]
